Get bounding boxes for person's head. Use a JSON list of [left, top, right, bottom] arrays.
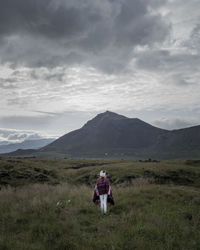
[[100, 170, 106, 177]]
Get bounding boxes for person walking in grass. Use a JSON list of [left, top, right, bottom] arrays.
[[93, 170, 114, 214]]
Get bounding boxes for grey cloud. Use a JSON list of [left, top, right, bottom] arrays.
[[135, 49, 200, 73], [0, 128, 51, 143], [0, 0, 170, 72], [29, 69, 65, 81], [0, 79, 17, 89], [7, 97, 29, 106], [135, 48, 200, 85], [185, 23, 200, 52], [171, 74, 197, 86], [135, 49, 171, 72], [0, 111, 96, 135], [44, 72, 65, 81], [33, 110, 60, 116], [152, 118, 200, 130], [134, 11, 200, 85], [0, 115, 52, 130], [113, 0, 169, 48]]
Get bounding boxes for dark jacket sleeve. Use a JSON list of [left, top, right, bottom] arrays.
[[107, 189, 115, 205], [93, 189, 99, 203], [105, 178, 110, 194]]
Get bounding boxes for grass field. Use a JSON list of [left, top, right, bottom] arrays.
[[0, 158, 200, 249]]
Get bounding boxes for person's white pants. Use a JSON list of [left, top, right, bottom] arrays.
[[99, 194, 108, 214]]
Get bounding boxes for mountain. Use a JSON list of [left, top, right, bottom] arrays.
[[0, 141, 11, 146], [41, 111, 165, 154], [152, 125, 200, 159], [0, 138, 55, 154], [39, 111, 167, 158], [2, 111, 200, 159]]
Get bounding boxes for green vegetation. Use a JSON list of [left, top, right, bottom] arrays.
[[0, 158, 200, 249]]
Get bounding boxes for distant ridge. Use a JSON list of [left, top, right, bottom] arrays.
[[2, 111, 200, 159], [0, 138, 55, 154]]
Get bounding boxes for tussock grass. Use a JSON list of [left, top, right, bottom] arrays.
[[1, 158, 200, 188], [0, 182, 200, 250], [1, 158, 200, 249]]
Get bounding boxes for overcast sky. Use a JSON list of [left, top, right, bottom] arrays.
[[0, 0, 200, 142]]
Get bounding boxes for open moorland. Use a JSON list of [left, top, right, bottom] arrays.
[[0, 158, 200, 250]]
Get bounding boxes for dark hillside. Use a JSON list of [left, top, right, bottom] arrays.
[[40, 111, 167, 157], [2, 111, 200, 159], [152, 125, 200, 158]]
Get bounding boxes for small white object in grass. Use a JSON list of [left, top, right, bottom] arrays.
[[68, 200, 71, 203]]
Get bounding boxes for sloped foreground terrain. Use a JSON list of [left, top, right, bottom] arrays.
[[0, 158, 200, 250]]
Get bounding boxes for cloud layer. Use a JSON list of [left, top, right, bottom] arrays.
[[0, 0, 200, 135], [0, 0, 170, 72], [0, 128, 56, 144]]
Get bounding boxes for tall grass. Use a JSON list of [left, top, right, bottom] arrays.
[[0, 182, 200, 250]]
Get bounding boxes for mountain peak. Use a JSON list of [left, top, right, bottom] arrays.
[[83, 111, 127, 128], [96, 111, 127, 119]]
